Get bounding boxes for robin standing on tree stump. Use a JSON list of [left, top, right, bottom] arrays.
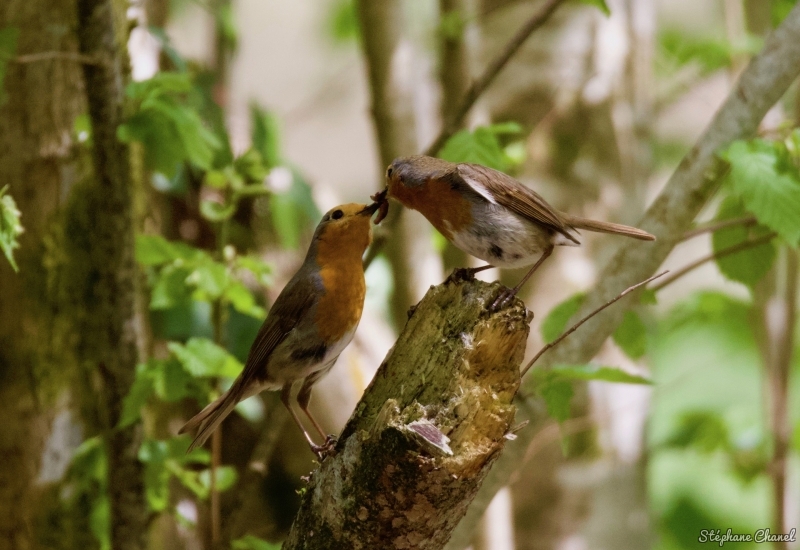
[[180, 201, 384, 458], [383, 155, 655, 309]]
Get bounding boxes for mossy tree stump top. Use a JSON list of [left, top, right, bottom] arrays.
[[283, 279, 530, 550]]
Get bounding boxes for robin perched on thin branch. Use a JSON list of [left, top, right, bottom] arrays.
[[384, 155, 655, 309], [180, 201, 383, 457]]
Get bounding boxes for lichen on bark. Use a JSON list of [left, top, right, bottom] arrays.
[[283, 280, 530, 549]]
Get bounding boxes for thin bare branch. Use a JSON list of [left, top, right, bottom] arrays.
[[521, 271, 668, 377], [681, 215, 757, 240], [650, 232, 776, 292], [13, 51, 104, 65], [423, 0, 569, 156]]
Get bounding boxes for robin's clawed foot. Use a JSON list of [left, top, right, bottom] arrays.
[[489, 288, 516, 311], [311, 434, 338, 461]]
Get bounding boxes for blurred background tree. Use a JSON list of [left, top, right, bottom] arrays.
[[0, 0, 799, 549]]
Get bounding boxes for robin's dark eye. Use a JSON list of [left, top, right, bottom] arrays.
[[331, 209, 344, 220], [387, 167, 393, 178]]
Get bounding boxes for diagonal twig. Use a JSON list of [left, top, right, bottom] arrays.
[[649, 232, 776, 292], [520, 271, 669, 376], [423, 0, 570, 156], [681, 215, 757, 240]]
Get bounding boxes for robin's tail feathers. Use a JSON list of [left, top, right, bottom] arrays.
[[179, 388, 240, 452], [564, 214, 655, 241]]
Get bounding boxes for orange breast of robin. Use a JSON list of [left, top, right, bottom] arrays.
[[312, 239, 367, 344], [390, 178, 473, 240]]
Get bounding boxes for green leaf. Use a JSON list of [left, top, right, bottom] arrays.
[[145, 26, 187, 72], [658, 30, 760, 76], [439, 124, 522, 171], [663, 410, 729, 453], [234, 148, 270, 184], [118, 361, 158, 428], [136, 234, 204, 266], [576, 0, 610, 16], [538, 376, 573, 423], [119, 72, 221, 176], [540, 293, 586, 344], [232, 535, 282, 550], [711, 195, 776, 288], [187, 259, 228, 299], [236, 255, 273, 285], [792, 421, 800, 452], [612, 310, 648, 359], [199, 465, 238, 492], [150, 265, 193, 309], [721, 139, 800, 245], [200, 199, 236, 222], [250, 104, 281, 168], [225, 281, 266, 318], [168, 337, 242, 378], [551, 364, 652, 385], [0, 27, 20, 105], [439, 10, 466, 40], [269, 170, 320, 249], [327, 0, 359, 44], [772, 0, 800, 26], [0, 185, 24, 271], [153, 359, 199, 402]]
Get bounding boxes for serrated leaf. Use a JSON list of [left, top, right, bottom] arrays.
[[721, 139, 800, 245], [168, 337, 242, 378], [232, 535, 282, 550], [577, 0, 610, 16], [0, 185, 24, 271], [612, 310, 648, 359], [541, 293, 586, 344], [711, 195, 776, 288], [551, 364, 652, 385], [118, 361, 158, 428], [119, 72, 221, 176]]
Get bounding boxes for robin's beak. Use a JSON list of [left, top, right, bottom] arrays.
[[360, 188, 388, 216], [359, 201, 381, 216]]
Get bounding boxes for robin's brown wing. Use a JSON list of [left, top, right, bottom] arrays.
[[455, 163, 580, 245], [233, 270, 318, 394]]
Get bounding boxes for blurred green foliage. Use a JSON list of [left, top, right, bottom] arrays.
[[439, 122, 526, 171], [0, 185, 23, 271]]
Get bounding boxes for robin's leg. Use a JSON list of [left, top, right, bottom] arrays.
[[296, 371, 329, 443], [490, 245, 554, 311], [280, 383, 329, 460], [445, 264, 494, 284]]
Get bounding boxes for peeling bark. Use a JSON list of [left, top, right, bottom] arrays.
[[283, 281, 530, 549]]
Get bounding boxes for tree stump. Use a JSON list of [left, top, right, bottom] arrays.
[[283, 279, 530, 549]]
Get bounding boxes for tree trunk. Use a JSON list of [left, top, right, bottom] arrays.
[[282, 280, 530, 549], [75, 0, 148, 547], [0, 0, 87, 547]]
